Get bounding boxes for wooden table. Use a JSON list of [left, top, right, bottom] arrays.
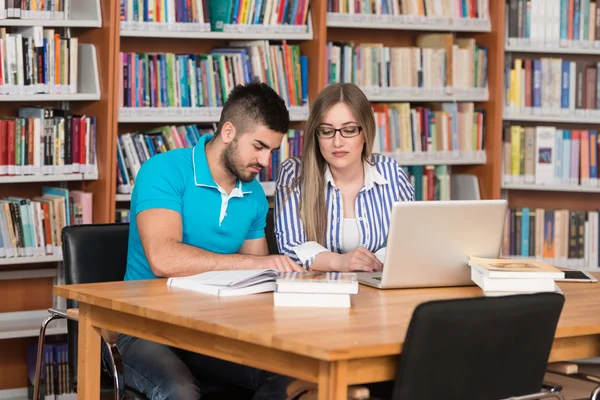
[[54, 277, 600, 400]]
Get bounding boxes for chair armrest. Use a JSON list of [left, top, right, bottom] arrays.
[[50, 307, 119, 344], [547, 362, 578, 375], [542, 382, 563, 392]]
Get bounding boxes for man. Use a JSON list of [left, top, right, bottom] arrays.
[[110, 82, 303, 400]]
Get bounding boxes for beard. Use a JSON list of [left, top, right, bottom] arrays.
[[221, 138, 263, 183]]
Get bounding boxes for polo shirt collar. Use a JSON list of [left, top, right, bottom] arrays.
[[324, 159, 388, 190], [192, 134, 253, 195]]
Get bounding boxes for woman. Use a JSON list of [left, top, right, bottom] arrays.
[[275, 83, 415, 272]]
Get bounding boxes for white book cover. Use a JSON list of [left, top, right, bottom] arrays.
[[535, 126, 556, 184]]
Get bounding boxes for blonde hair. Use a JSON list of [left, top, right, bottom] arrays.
[[296, 83, 377, 245]]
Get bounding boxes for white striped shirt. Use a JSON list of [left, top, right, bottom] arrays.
[[274, 154, 415, 269]]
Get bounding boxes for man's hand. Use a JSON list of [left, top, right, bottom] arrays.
[[333, 246, 383, 272], [260, 255, 304, 272]]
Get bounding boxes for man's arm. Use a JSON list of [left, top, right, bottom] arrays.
[[138, 209, 301, 277], [238, 237, 269, 256], [138, 209, 262, 277]]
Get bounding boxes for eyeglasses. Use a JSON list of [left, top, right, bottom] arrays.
[[316, 125, 363, 139]]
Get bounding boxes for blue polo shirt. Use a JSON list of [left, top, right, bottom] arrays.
[[124, 133, 269, 281]]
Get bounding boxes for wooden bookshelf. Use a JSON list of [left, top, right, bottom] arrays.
[[502, 0, 600, 211]]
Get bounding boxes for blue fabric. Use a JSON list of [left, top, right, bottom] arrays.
[[103, 334, 293, 400], [124, 134, 269, 281]]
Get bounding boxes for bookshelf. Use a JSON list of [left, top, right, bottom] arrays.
[[1, 0, 510, 394], [501, 0, 600, 269], [0, 0, 119, 393]]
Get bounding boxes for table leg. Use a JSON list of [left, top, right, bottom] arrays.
[[318, 360, 348, 400], [78, 304, 101, 400]]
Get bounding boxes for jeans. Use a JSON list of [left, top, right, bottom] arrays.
[[101, 333, 294, 400]]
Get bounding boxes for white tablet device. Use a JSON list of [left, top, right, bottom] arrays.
[[555, 269, 598, 283]]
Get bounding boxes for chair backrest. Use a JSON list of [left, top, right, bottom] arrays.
[[450, 174, 481, 200], [391, 292, 565, 400], [265, 208, 278, 255], [61, 223, 130, 389]]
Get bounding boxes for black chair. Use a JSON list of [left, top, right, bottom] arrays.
[[266, 208, 278, 255], [33, 223, 253, 400], [366, 292, 567, 400]]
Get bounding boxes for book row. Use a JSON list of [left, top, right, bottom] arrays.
[[120, 0, 311, 30], [0, 187, 92, 259], [0, 107, 97, 176], [507, 0, 600, 45], [372, 102, 485, 154], [26, 341, 74, 399], [258, 129, 303, 182], [503, 125, 600, 187], [0, 0, 69, 20], [327, 36, 487, 91], [505, 58, 600, 112], [119, 41, 308, 111], [0, 27, 78, 95], [328, 0, 490, 20], [117, 124, 214, 194], [502, 207, 600, 270], [404, 164, 450, 201]]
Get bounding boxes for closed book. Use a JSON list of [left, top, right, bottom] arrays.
[[471, 268, 557, 293], [468, 256, 565, 279], [273, 292, 351, 308], [275, 271, 359, 294]]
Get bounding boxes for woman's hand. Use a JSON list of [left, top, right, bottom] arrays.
[[333, 246, 383, 272]]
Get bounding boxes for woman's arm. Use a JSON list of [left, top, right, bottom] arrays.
[[274, 159, 330, 270]]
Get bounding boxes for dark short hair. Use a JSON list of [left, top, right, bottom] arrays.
[[216, 81, 290, 136]]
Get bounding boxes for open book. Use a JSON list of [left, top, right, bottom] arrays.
[[166, 270, 360, 297], [166, 270, 279, 297]]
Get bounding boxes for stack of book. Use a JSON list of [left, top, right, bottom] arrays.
[[274, 272, 359, 308], [166, 270, 360, 307], [468, 256, 564, 296]]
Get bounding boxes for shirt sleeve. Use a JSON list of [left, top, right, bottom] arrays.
[[274, 160, 329, 269], [396, 163, 416, 201], [246, 189, 269, 240], [134, 154, 185, 215]]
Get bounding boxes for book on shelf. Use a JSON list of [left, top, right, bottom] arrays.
[[0, 26, 79, 95], [403, 165, 450, 200], [1, 1, 69, 20], [0, 188, 92, 259], [115, 209, 131, 223], [507, 0, 600, 47], [208, 0, 311, 31], [502, 125, 599, 187], [166, 270, 359, 302], [119, 41, 309, 112], [505, 57, 600, 116], [327, 34, 488, 93], [26, 342, 76, 400], [328, 0, 490, 20], [469, 256, 564, 296], [120, 0, 311, 31], [372, 102, 485, 154], [0, 107, 97, 176], [502, 207, 600, 271]]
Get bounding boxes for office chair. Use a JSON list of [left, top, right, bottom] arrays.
[[361, 292, 567, 400], [546, 361, 600, 399], [33, 223, 254, 400]]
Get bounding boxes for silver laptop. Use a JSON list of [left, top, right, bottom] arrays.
[[358, 200, 508, 289]]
